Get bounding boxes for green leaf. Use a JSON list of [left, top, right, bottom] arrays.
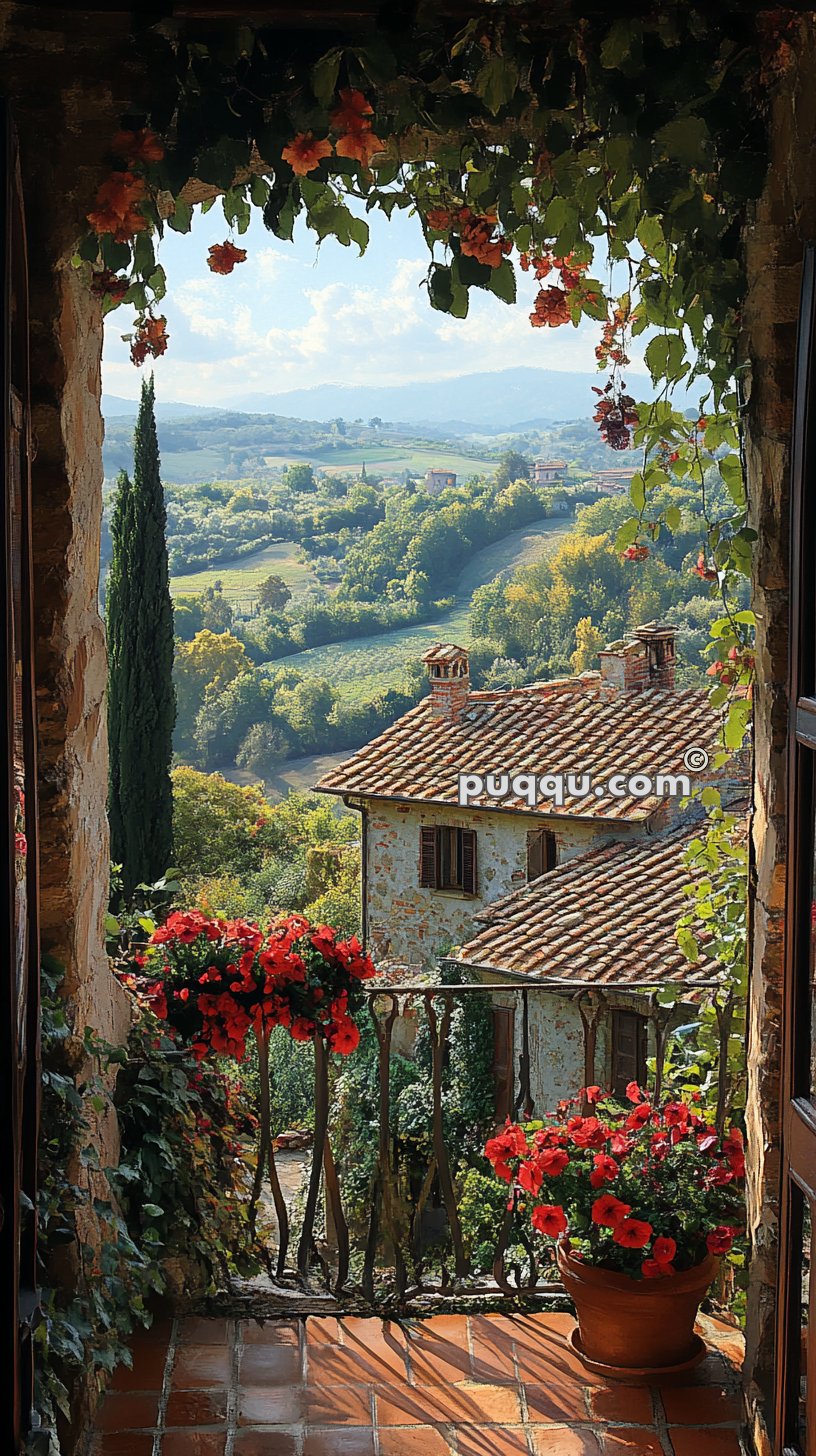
[[654, 116, 710, 166], [142, 1203, 164, 1218], [614, 519, 640, 551], [629, 473, 646, 511], [167, 197, 192, 234], [488, 258, 516, 304], [311, 48, 342, 106], [473, 56, 519, 116]]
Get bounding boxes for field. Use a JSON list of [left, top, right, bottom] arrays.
[[170, 541, 319, 606], [270, 516, 571, 701], [261, 445, 499, 476]]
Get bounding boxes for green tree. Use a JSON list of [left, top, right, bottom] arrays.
[[494, 449, 531, 488], [106, 376, 176, 896], [257, 574, 292, 612]]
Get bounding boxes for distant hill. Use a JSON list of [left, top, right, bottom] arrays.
[[102, 394, 222, 420], [103, 366, 686, 434]]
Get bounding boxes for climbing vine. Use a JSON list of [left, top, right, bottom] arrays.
[[73, 4, 791, 747]]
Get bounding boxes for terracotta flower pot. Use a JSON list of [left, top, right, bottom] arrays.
[[556, 1243, 717, 1383]]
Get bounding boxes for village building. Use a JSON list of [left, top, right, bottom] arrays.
[[584, 466, 637, 494], [423, 467, 457, 493], [447, 820, 737, 1118], [315, 625, 747, 962], [533, 458, 567, 484]]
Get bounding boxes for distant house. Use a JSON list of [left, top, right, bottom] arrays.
[[585, 467, 636, 494], [314, 627, 745, 963], [424, 468, 457, 494], [533, 459, 567, 485], [448, 821, 733, 1116]]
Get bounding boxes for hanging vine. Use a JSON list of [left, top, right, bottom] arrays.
[[74, 4, 795, 747]]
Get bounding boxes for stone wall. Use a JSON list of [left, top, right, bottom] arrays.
[[742, 16, 816, 1451]]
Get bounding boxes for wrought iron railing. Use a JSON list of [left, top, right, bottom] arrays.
[[242, 982, 558, 1306]]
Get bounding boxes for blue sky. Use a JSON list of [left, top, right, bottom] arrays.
[[102, 202, 648, 407]]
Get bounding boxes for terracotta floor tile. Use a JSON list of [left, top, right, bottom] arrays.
[[162, 1432, 227, 1455], [455, 1427, 532, 1455], [659, 1385, 741, 1426], [524, 1381, 589, 1423], [588, 1387, 654, 1424], [164, 1390, 229, 1427], [341, 1317, 408, 1350], [307, 1343, 408, 1385], [238, 1387, 306, 1425], [376, 1386, 456, 1426], [306, 1383, 374, 1425], [171, 1345, 233, 1389], [377, 1426, 454, 1455], [176, 1318, 231, 1346], [305, 1317, 343, 1346], [446, 1385, 525, 1425], [239, 1345, 301, 1385], [407, 1327, 473, 1386], [469, 1320, 519, 1383], [668, 1430, 742, 1456], [532, 1430, 603, 1456], [602, 1430, 664, 1455], [109, 1339, 169, 1392], [95, 1392, 160, 1432], [90, 1435, 154, 1455], [240, 1319, 300, 1347], [302, 1426, 376, 1455], [233, 1432, 298, 1455]]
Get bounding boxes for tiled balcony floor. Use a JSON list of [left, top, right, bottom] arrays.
[[92, 1310, 745, 1456]]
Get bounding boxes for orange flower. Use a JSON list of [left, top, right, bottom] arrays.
[[425, 208, 452, 232], [207, 240, 248, 275], [330, 87, 374, 134], [112, 128, 165, 165], [281, 132, 332, 176], [530, 286, 571, 328], [335, 128, 386, 168], [130, 314, 169, 367], [87, 171, 148, 242], [90, 268, 129, 302]]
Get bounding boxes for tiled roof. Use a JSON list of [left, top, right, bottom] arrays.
[[314, 678, 740, 821], [451, 823, 731, 990]]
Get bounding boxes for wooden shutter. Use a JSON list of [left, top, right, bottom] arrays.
[[419, 826, 438, 888], [527, 828, 557, 881], [491, 1007, 515, 1121], [0, 100, 40, 1453], [611, 1010, 646, 1095], [461, 828, 477, 896]]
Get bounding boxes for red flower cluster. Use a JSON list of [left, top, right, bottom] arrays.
[[208, 240, 248, 275], [592, 380, 639, 450], [90, 268, 130, 303], [595, 306, 633, 369], [130, 313, 168, 366], [484, 1082, 745, 1282], [87, 171, 148, 244], [622, 543, 649, 563], [331, 88, 385, 169], [423, 205, 512, 270], [125, 909, 376, 1064], [521, 251, 588, 330]]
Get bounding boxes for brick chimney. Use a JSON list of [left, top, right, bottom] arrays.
[[599, 623, 677, 693], [423, 643, 470, 719]]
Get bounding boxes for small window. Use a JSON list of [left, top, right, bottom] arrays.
[[419, 825, 477, 895], [526, 828, 557, 882], [611, 1010, 647, 1096]]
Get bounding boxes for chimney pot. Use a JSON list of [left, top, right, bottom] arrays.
[[422, 643, 470, 720], [599, 623, 677, 693]]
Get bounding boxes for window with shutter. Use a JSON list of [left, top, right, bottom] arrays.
[[526, 828, 557, 881], [611, 1010, 647, 1095], [419, 826, 438, 887]]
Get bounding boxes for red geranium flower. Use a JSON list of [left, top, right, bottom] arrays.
[[518, 1158, 543, 1196], [591, 1193, 631, 1228], [589, 1153, 620, 1188], [538, 1148, 570, 1177], [706, 1225, 737, 1256], [652, 1235, 676, 1263], [626, 1081, 643, 1103], [613, 1218, 653, 1249], [531, 1204, 568, 1237], [642, 1257, 675, 1278], [567, 1115, 608, 1149]]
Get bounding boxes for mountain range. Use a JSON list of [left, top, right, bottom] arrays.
[[103, 364, 682, 434]]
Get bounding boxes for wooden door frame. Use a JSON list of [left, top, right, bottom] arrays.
[[777, 241, 816, 1455]]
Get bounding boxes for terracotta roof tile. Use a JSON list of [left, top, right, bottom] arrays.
[[451, 821, 738, 990], [315, 680, 743, 822]]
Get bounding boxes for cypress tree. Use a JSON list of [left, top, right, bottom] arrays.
[[106, 375, 176, 897]]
